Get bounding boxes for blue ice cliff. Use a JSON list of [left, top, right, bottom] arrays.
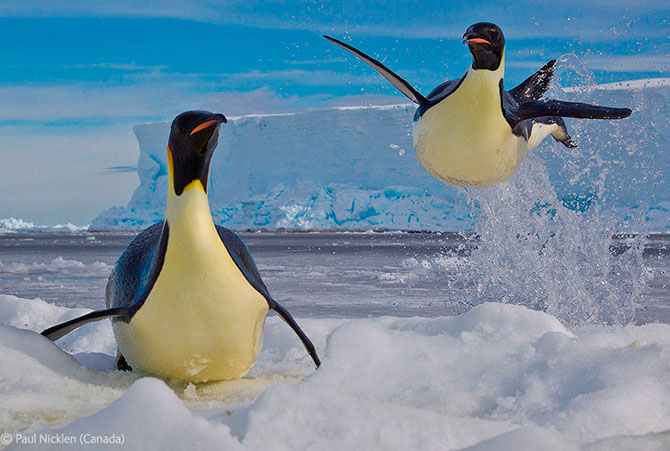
[[92, 79, 669, 231]]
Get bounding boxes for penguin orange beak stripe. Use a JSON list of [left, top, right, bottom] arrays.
[[466, 38, 491, 45], [189, 119, 219, 136]]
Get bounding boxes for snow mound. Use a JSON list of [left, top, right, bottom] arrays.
[[0, 294, 116, 355], [3, 296, 670, 449], [19, 378, 242, 451], [0, 325, 136, 437]]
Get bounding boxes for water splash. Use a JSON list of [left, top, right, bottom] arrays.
[[446, 55, 652, 326], [454, 155, 647, 325]]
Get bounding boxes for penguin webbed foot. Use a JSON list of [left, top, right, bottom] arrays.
[[531, 116, 578, 148], [557, 135, 578, 148], [116, 353, 133, 372], [549, 117, 578, 148]]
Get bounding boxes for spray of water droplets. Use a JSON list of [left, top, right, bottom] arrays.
[[444, 55, 653, 326]]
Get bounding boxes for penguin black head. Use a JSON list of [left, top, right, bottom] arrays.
[[168, 110, 227, 196], [463, 22, 505, 71]]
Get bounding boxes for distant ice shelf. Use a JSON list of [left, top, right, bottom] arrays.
[[92, 79, 669, 232], [0, 217, 87, 233]]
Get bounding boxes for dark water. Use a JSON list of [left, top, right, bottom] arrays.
[[0, 231, 668, 323]]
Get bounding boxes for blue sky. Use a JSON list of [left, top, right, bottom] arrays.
[[0, 1, 668, 224]]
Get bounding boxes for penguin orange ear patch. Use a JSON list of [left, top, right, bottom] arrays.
[[190, 119, 219, 136]]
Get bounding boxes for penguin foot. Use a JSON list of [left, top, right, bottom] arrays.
[[540, 116, 578, 148], [116, 353, 133, 372]]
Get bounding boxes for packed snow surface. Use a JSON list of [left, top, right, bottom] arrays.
[[2, 294, 670, 450], [92, 76, 669, 232]]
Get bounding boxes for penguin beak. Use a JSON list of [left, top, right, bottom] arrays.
[[463, 37, 491, 45], [187, 113, 227, 158], [190, 114, 227, 136]]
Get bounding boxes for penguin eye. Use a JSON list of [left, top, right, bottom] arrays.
[[490, 29, 500, 43]]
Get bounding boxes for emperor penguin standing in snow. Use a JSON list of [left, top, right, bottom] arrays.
[[325, 23, 632, 187], [41, 110, 320, 382]]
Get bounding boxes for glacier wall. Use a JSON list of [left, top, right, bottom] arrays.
[[92, 79, 669, 231]]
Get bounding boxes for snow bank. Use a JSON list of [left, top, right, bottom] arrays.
[[0, 294, 116, 356], [92, 78, 669, 231], [24, 378, 242, 451], [3, 295, 670, 449], [0, 323, 135, 439]]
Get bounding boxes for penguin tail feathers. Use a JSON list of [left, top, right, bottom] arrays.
[[268, 298, 321, 368], [323, 35, 427, 105], [509, 59, 556, 102], [41, 307, 128, 342], [517, 99, 632, 122]]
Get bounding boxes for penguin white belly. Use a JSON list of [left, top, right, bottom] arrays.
[[113, 187, 268, 382], [413, 69, 528, 188]]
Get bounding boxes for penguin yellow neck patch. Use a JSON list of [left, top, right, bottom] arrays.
[[165, 176, 209, 227]]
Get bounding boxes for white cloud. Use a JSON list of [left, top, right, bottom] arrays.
[[0, 65, 390, 125], [62, 63, 169, 72]]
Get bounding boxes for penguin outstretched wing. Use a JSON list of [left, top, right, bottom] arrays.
[[324, 35, 427, 105], [502, 60, 630, 148], [41, 307, 129, 341], [502, 82, 631, 138], [509, 59, 556, 102], [216, 226, 321, 368], [515, 99, 632, 121]]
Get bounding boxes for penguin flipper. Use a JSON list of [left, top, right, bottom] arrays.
[[41, 307, 129, 342], [516, 99, 632, 122], [268, 299, 321, 368], [215, 226, 321, 368], [323, 35, 427, 105], [509, 59, 556, 102]]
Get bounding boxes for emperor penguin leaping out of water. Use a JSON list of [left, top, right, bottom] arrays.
[[324, 23, 632, 188], [41, 110, 320, 382]]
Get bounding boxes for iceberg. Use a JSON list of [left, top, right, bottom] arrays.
[[92, 79, 669, 231]]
